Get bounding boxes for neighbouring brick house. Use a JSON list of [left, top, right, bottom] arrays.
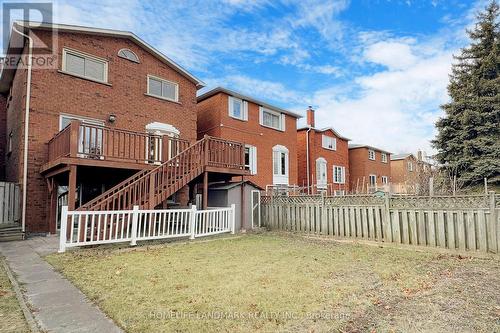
[[0, 22, 247, 235], [197, 87, 301, 190], [348, 144, 391, 193], [391, 152, 433, 193], [297, 107, 350, 194]]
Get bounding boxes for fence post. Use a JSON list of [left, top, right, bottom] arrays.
[[383, 192, 392, 242], [190, 205, 197, 240], [231, 204, 236, 234], [130, 205, 139, 246], [489, 191, 498, 253], [58, 206, 68, 253]]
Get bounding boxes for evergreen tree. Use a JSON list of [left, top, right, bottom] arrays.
[[433, 1, 500, 186]]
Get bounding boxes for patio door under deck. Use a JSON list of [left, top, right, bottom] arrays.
[[60, 114, 105, 158]]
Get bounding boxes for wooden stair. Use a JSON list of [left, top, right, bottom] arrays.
[[79, 136, 246, 211], [0, 225, 24, 241]]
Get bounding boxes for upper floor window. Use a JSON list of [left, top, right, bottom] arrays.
[[147, 75, 179, 102], [322, 135, 337, 150], [62, 48, 108, 83], [260, 107, 285, 131], [228, 96, 248, 121], [333, 165, 346, 184], [118, 48, 139, 63], [368, 149, 375, 160], [407, 161, 414, 172], [369, 174, 377, 185], [381, 153, 388, 163]]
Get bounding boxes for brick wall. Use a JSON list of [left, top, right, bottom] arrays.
[[5, 30, 199, 232], [348, 147, 391, 190], [391, 156, 419, 184], [197, 92, 298, 189]]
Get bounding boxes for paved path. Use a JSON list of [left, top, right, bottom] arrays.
[[0, 235, 123, 333]]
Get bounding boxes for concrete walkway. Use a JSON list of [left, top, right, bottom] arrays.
[[0, 235, 123, 333]]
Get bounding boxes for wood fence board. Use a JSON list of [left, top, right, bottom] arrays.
[[427, 211, 436, 247], [437, 211, 446, 248], [401, 210, 409, 244], [476, 210, 487, 252], [392, 210, 401, 243], [456, 211, 466, 251], [466, 211, 476, 250], [446, 211, 456, 250]]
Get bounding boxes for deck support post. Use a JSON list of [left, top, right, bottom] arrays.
[[203, 171, 208, 209], [241, 176, 245, 230], [48, 177, 58, 234], [67, 165, 81, 241]]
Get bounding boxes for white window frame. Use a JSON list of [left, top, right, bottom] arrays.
[[146, 75, 179, 102], [381, 153, 388, 163], [260, 107, 285, 131], [368, 149, 375, 160], [369, 174, 377, 185], [118, 48, 140, 63], [272, 145, 289, 185], [381, 176, 388, 184], [61, 48, 108, 83], [334, 190, 345, 196], [322, 135, 337, 150], [408, 161, 414, 172], [316, 157, 327, 189], [228, 96, 248, 121], [333, 165, 346, 184], [244, 144, 257, 175]]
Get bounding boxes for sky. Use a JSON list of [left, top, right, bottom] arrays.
[[0, 0, 489, 154]]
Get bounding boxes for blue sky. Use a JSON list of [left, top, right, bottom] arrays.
[[1, 0, 487, 154]]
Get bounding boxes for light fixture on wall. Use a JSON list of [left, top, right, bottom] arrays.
[[108, 114, 117, 123]]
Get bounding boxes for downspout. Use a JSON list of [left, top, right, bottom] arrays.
[[305, 126, 312, 195], [12, 25, 33, 234]]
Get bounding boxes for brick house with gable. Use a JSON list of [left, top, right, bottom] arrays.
[[297, 107, 350, 194], [197, 87, 301, 190], [0, 22, 247, 236], [348, 144, 391, 193]]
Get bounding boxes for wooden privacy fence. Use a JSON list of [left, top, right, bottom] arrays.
[[261, 193, 500, 254], [59, 205, 236, 252], [0, 181, 20, 225]]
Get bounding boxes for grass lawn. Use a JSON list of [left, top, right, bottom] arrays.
[[46, 233, 500, 332], [0, 259, 29, 333]]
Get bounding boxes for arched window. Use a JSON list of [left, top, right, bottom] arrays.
[[118, 48, 140, 63], [316, 157, 327, 188], [272, 145, 289, 185]]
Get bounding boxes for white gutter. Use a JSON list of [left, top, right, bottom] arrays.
[[12, 25, 33, 234], [305, 126, 313, 195]]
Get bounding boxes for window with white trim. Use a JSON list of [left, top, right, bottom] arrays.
[[381, 153, 388, 163], [334, 190, 345, 196], [381, 176, 388, 184], [244, 145, 257, 175], [118, 48, 139, 63], [147, 75, 179, 102], [407, 161, 414, 172], [322, 135, 337, 150], [62, 48, 108, 83], [333, 165, 346, 184], [316, 158, 327, 188], [369, 174, 377, 185], [368, 149, 375, 160], [260, 107, 285, 131], [228, 96, 248, 120], [272, 145, 289, 185]]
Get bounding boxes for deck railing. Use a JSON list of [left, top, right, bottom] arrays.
[[47, 120, 190, 165], [79, 136, 247, 211]]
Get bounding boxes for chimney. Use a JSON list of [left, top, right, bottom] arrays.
[[417, 150, 422, 161], [306, 106, 315, 127]]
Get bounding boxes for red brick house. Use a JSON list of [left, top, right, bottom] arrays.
[[0, 22, 247, 235], [297, 107, 350, 195], [348, 144, 391, 193], [197, 87, 301, 190]]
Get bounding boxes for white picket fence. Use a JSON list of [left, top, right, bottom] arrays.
[[59, 205, 236, 252]]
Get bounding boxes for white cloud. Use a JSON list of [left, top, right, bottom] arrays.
[[202, 74, 306, 106], [363, 40, 418, 70]]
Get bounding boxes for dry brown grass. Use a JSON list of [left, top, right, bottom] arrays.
[[0, 259, 29, 333], [46, 233, 500, 332]]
